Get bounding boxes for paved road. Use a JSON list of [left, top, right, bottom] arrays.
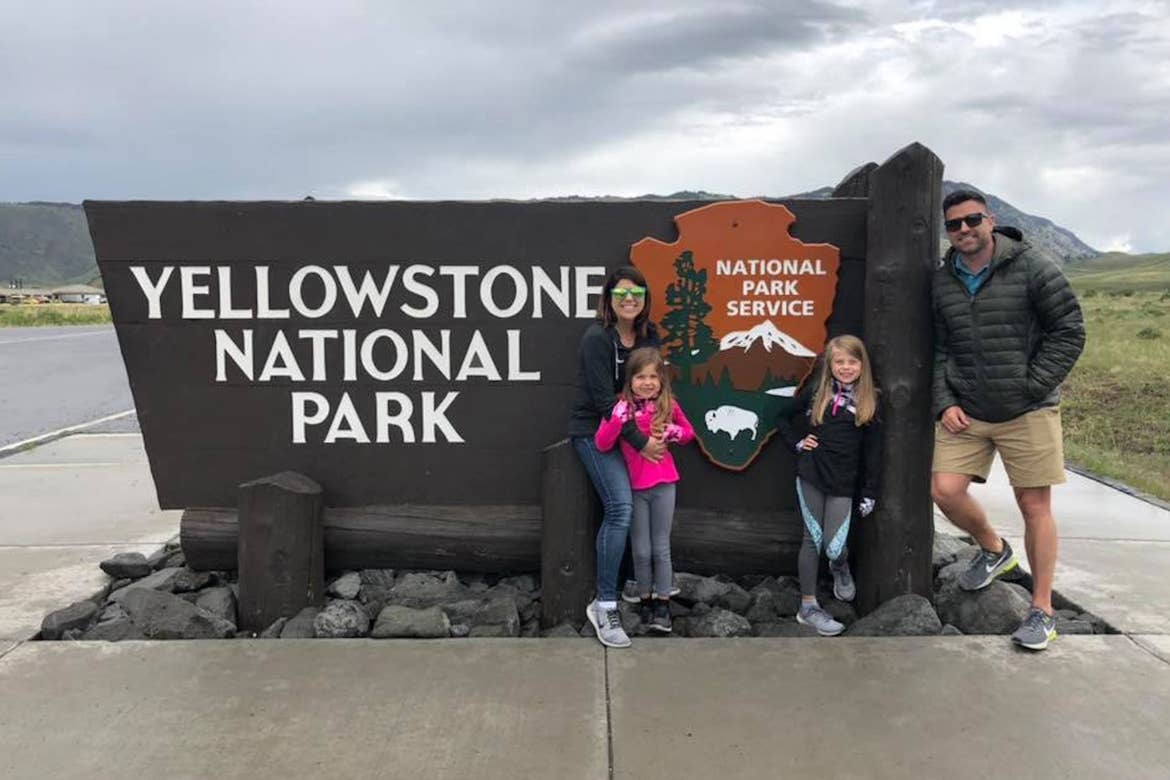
[[0, 325, 136, 448]]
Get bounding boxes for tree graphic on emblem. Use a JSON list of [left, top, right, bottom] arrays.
[[660, 250, 719, 383]]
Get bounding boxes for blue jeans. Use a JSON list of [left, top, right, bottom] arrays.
[[572, 436, 633, 602]]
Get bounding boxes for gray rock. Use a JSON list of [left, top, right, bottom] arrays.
[[388, 571, 469, 609], [1055, 608, 1082, 620], [745, 591, 779, 623], [100, 552, 152, 580], [520, 600, 541, 624], [358, 569, 396, 590], [83, 618, 145, 641], [936, 558, 969, 586], [932, 535, 975, 572], [520, 620, 541, 638], [936, 579, 1031, 634], [313, 600, 370, 638], [578, 623, 596, 638], [120, 588, 235, 639], [751, 578, 802, 616], [450, 623, 472, 638], [669, 600, 691, 617], [108, 566, 183, 603], [618, 602, 644, 636], [753, 620, 817, 637], [690, 602, 712, 617], [98, 603, 129, 623], [1004, 582, 1033, 603], [460, 573, 492, 593], [172, 568, 216, 593], [846, 594, 943, 636], [145, 547, 172, 571], [471, 598, 520, 637], [542, 622, 581, 638], [715, 583, 752, 614], [940, 624, 963, 636], [500, 574, 538, 593], [818, 598, 857, 625], [259, 617, 288, 638], [372, 605, 450, 638], [673, 572, 732, 606], [195, 587, 237, 626], [688, 607, 753, 638], [1057, 618, 1095, 635], [483, 582, 533, 610], [441, 599, 487, 624], [328, 572, 362, 600], [41, 600, 99, 640], [469, 624, 517, 638], [280, 607, 321, 638]]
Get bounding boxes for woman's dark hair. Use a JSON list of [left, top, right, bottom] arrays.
[[595, 265, 653, 337]]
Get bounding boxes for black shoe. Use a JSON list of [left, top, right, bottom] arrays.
[[648, 599, 672, 634], [639, 598, 655, 625]]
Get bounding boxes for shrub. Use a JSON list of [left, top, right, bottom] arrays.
[[1137, 327, 1162, 340]]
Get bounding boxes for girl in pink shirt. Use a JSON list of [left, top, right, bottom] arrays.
[[595, 347, 694, 634]]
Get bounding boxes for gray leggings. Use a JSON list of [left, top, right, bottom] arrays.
[[631, 482, 676, 597], [796, 477, 852, 597]]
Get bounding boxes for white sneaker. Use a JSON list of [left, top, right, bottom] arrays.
[[586, 600, 631, 648], [797, 604, 844, 636]]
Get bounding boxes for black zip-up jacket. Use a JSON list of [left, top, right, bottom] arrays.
[[567, 321, 661, 449], [775, 382, 882, 499], [932, 227, 1085, 422]]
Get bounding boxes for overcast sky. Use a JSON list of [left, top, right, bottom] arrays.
[[3, 1, 1168, 252]]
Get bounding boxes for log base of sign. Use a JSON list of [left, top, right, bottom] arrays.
[[236, 471, 325, 634]]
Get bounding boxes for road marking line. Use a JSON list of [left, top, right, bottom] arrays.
[[71, 433, 141, 438], [0, 329, 112, 346], [0, 409, 136, 460]]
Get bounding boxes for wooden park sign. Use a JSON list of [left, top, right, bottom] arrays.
[[87, 142, 943, 623]]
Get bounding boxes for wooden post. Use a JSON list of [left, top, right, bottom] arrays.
[[236, 471, 325, 633], [855, 142, 942, 614], [540, 440, 599, 628], [832, 162, 878, 198]]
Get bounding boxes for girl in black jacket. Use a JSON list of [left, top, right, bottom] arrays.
[[776, 334, 882, 636]]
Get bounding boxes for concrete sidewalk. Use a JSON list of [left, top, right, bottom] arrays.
[[0, 434, 1168, 778]]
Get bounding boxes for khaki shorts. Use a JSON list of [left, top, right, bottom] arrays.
[[933, 406, 1066, 487]]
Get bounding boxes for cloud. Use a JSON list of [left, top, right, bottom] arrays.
[[2, 0, 1169, 251]]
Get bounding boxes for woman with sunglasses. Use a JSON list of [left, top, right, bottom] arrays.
[[568, 265, 662, 648]]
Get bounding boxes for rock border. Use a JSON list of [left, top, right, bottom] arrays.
[[37, 534, 1114, 641]]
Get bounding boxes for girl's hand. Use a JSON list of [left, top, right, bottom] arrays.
[[859, 498, 876, 518], [663, 423, 684, 443], [797, 434, 819, 452], [640, 436, 666, 463], [611, 399, 631, 421]]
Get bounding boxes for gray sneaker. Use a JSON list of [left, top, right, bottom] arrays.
[[1012, 607, 1057, 651], [796, 604, 845, 636], [958, 538, 1019, 591], [621, 580, 642, 604], [586, 601, 631, 648], [831, 560, 856, 602]]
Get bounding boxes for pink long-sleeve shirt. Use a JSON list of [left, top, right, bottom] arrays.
[[594, 397, 695, 490]]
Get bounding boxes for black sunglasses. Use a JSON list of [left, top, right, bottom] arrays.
[[944, 213, 989, 232]]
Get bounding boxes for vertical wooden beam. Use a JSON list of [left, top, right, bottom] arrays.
[[855, 142, 942, 614], [832, 162, 878, 198], [237, 471, 325, 633], [540, 439, 599, 628]]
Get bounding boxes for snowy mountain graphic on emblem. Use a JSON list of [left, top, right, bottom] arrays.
[[718, 320, 815, 357]]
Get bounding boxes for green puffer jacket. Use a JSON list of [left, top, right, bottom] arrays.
[[932, 227, 1085, 423]]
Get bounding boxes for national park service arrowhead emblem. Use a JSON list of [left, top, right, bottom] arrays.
[[632, 200, 840, 470]]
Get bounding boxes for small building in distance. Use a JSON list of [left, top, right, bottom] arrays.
[[50, 285, 106, 304]]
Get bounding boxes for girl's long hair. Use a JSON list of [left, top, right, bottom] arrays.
[[596, 265, 653, 338], [620, 347, 674, 430], [810, 334, 878, 426]]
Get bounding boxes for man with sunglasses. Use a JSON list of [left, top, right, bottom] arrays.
[[930, 189, 1084, 651]]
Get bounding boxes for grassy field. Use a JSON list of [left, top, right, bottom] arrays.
[[0, 303, 112, 327], [1062, 252, 1170, 501]]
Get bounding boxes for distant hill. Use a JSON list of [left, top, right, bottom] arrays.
[[0, 202, 98, 287], [1065, 252, 1170, 292], [0, 183, 1101, 284], [788, 181, 1099, 264]]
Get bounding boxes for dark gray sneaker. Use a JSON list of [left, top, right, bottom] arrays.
[[621, 579, 641, 604], [586, 600, 631, 648], [648, 600, 672, 634], [796, 604, 844, 636], [1012, 607, 1057, 651], [958, 538, 1019, 591], [831, 560, 856, 602]]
